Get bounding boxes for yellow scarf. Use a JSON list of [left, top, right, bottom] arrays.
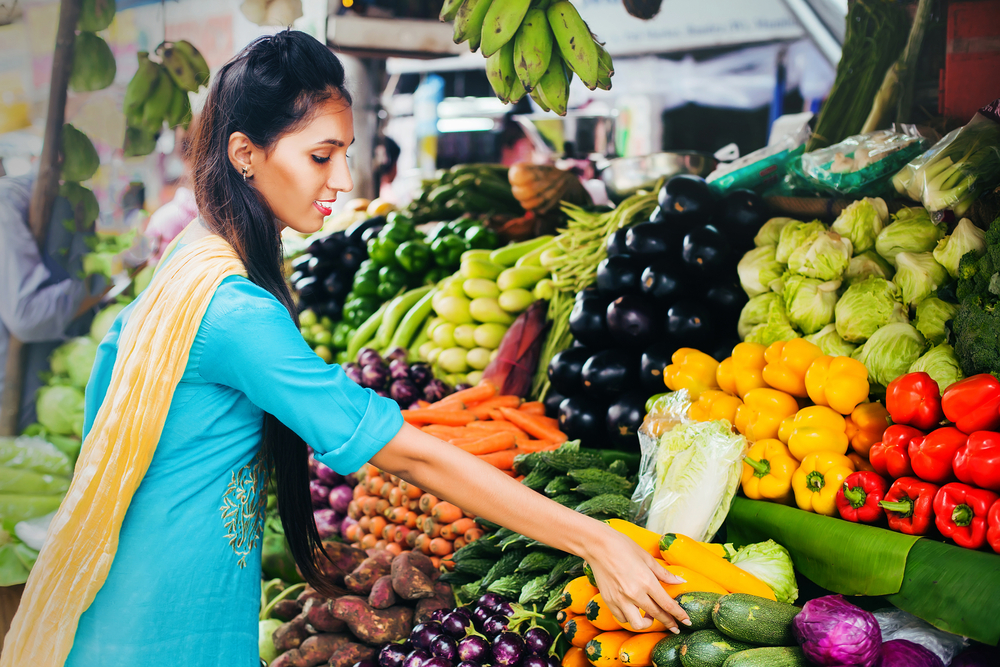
[[0, 228, 245, 667]]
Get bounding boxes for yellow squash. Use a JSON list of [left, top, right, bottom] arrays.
[[563, 576, 600, 614], [658, 533, 776, 600], [586, 631, 634, 667], [586, 593, 625, 631], [619, 632, 671, 667]]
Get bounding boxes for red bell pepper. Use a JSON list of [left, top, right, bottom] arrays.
[[886, 372, 944, 430], [908, 426, 967, 483], [879, 476, 939, 535], [869, 424, 923, 479], [953, 431, 1000, 492], [988, 498, 1000, 554], [941, 374, 1000, 435], [836, 471, 889, 523], [933, 483, 999, 549]]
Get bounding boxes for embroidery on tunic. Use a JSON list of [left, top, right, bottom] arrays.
[[220, 450, 268, 568]]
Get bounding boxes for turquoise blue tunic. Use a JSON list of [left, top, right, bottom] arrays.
[[65, 243, 404, 666]]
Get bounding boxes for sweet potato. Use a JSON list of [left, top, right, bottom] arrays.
[[270, 649, 305, 667], [405, 551, 440, 581], [272, 599, 303, 622], [345, 553, 394, 595], [297, 585, 325, 608], [368, 574, 397, 610], [413, 596, 453, 625], [390, 552, 436, 600], [298, 633, 353, 667], [273, 614, 311, 652], [304, 599, 347, 634], [432, 581, 455, 607], [331, 595, 414, 644], [327, 641, 378, 667], [318, 541, 369, 581]]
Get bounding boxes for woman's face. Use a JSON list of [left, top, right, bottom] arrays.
[[242, 97, 355, 235]]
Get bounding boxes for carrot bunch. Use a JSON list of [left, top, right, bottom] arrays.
[[400, 382, 568, 475], [344, 464, 486, 568]]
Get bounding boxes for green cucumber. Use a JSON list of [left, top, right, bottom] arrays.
[[389, 288, 437, 351], [345, 300, 390, 362], [674, 592, 723, 631], [651, 634, 686, 667], [489, 235, 554, 267], [721, 647, 807, 667], [679, 630, 753, 667], [375, 286, 433, 350], [711, 594, 799, 646]]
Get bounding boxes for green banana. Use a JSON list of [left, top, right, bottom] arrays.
[[485, 39, 521, 103], [546, 1, 599, 89], [529, 87, 550, 113], [160, 42, 200, 92], [535, 51, 569, 116], [513, 7, 553, 91], [453, 0, 493, 52], [124, 126, 158, 158], [596, 42, 613, 91], [124, 53, 161, 120], [440, 0, 464, 22], [480, 0, 531, 58], [172, 40, 211, 88], [165, 85, 192, 130], [141, 71, 175, 133]]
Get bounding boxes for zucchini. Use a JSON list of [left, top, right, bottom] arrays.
[[674, 592, 723, 631], [679, 630, 753, 667], [574, 494, 633, 519], [563, 576, 600, 615], [720, 647, 807, 667], [568, 468, 634, 497], [544, 475, 576, 497], [711, 594, 799, 646], [651, 634, 686, 667], [566, 616, 602, 648]]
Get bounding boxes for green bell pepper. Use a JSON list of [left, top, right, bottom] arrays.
[[446, 216, 477, 235], [377, 265, 408, 300], [343, 296, 379, 328], [367, 236, 399, 267], [431, 234, 469, 268], [352, 264, 380, 297], [331, 322, 353, 349], [379, 221, 414, 244], [465, 225, 499, 250], [425, 267, 450, 285], [385, 210, 413, 226], [395, 240, 432, 274]]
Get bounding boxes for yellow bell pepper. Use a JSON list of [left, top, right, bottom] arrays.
[[730, 342, 768, 398], [844, 402, 890, 457], [777, 415, 795, 443], [804, 355, 870, 415], [792, 451, 857, 515], [690, 390, 744, 424], [785, 405, 849, 460], [716, 357, 738, 396], [762, 339, 824, 397], [734, 388, 799, 441], [664, 348, 719, 399], [741, 439, 797, 503]]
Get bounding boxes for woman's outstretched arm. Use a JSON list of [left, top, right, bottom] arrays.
[[370, 422, 692, 633]]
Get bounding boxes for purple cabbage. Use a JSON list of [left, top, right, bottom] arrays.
[[313, 509, 340, 539], [793, 595, 882, 667], [877, 640, 943, 667], [328, 484, 353, 514], [309, 480, 331, 508], [343, 362, 364, 385], [362, 362, 390, 390], [386, 347, 409, 364], [314, 461, 343, 486], [391, 379, 420, 405], [424, 379, 452, 403], [390, 359, 412, 381], [409, 363, 433, 388], [358, 348, 383, 367]]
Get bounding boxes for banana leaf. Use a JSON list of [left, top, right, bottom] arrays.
[[726, 498, 919, 595]]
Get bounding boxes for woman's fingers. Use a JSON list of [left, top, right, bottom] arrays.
[[646, 574, 691, 628], [651, 561, 687, 586]]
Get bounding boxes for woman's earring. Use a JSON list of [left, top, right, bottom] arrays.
[[242, 166, 248, 182]]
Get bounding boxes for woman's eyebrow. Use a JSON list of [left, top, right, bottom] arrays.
[[315, 137, 356, 147]]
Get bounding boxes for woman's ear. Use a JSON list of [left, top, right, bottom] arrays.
[[228, 132, 255, 178]]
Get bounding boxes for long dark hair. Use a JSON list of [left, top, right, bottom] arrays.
[[190, 29, 353, 595]]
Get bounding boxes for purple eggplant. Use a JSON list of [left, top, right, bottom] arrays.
[[471, 605, 494, 630], [328, 484, 353, 514], [391, 379, 420, 405], [457, 636, 492, 664], [430, 609, 448, 623], [454, 383, 473, 392], [313, 509, 340, 539], [477, 593, 505, 611], [409, 363, 433, 388], [376, 389, 391, 399], [492, 632, 525, 667], [441, 610, 472, 638], [482, 615, 508, 637], [354, 661, 377, 667], [546, 656, 561, 667], [381, 644, 410, 667], [494, 602, 514, 617], [430, 634, 459, 662], [452, 606, 473, 620], [358, 348, 383, 367], [424, 379, 452, 403], [390, 358, 412, 381], [343, 362, 364, 385], [386, 347, 409, 364], [362, 362, 390, 390], [423, 658, 453, 667], [314, 461, 343, 486], [309, 480, 331, 508], [523, 627, 552, 656], [522, 656, 548, 667], [412, 622, 444, 650], [457, 662, 480, 667], [403, 649, 431, 667]]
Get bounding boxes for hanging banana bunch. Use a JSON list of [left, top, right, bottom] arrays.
[[121, 40, 211, 157], [441, 0, 613, 116]]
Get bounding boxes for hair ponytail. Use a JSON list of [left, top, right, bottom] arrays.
[[190, 30, 352, 596]]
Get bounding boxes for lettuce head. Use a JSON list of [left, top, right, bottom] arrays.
[[783, 274, 840, 335], [932, 217, 987, 279], [754, 218, 798, 247], [834, 277, 907, 343], [893, 252, 949, 306], [745, 300, 799, 346], [738, 292, 783, 339], [731, 540, 798, 604], [787, 231, 853, 281], [830, 197, 889, 253], [775, 220, 826, 264], [913, 297, 958, 345], [844, 251, 894, 285], [908, 343, 964, 391], [852, 323, 927, 388], [738, 246, 784, 297], [804, 323, 858, 357], [36, 385, 85, 437], [875, 207, 946, 266]]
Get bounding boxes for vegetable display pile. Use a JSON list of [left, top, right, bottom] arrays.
[[390, 163, 523, 227], [260, 545, 455, 667], [344, 347, 454, 409], [308, 452, 357, 542]]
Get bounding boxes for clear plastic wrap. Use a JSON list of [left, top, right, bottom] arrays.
[[797, 127, 928, 196], [632, 391, 693, 525], [873, 608, 968, 665], [707, 123, 811, 194]]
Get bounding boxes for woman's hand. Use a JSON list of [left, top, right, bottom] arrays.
[[583, 528, 692, 633]]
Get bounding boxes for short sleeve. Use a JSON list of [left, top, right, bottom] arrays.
[[197, 279, 403, 474]]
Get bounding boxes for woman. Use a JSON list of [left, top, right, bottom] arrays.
[[1, 31, 689, 667]]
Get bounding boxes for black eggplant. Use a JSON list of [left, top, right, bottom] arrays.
[[640, 343, 673, 394], [707, 336, 740, 363], [606, 392, 647, 451], [323, 270, 353, 299], [320, 232, 347, 256], [338, 244, 366, 273], [605, 228, 629, 258], [640, 262, 686, 303], [290, 253, 313, 275], [307, 255, 337, 279], [681, 225, 730, 277], [704, 282, 747, 326], [648, 205, 665, 224], [346, 215, 386, 243], [361, 224, 384, 244], [719, 189, 768, 248], [288, 270, 307, 286], [625, 222, 678, 258], [575, 285, 600, 302], [547, 347, 592, 396], [313, 299, 343, 321], [657, 174, 717, 220], [665, 300, 716, 348], [543, 389, 567, 419], [569, 296, 613, 349], [596, 255, 642, 296], [581, 350, 637, 398], [295, 275, 322, 304], [606, 295, 658, 347], [558, 396, 606, 442]]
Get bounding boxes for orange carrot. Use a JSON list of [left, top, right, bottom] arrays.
[[415, 400, 431, 409], [360, 533, 378, 550], [424, 519, 442, 539], [469, 395, 522, 419], [344, 524, 360, 542], [360, 496, 379, 516], [457, 432, 517, 456], [478, 449, 519, 470], [366, 465, 381, 478], [399, 480, 423, 499], [488, 409, 507, 421], [375, 499, 390, 515], [414, 533, 431, 555], [450, 517, 477, 535], [498, 407, 568, 443], [404, 511, 418, 529], [415, 515, 426, 531], [539, 416, 560, 429], [352, 484, 368, 500], [430, 556, 442, 569], [385, 542, 403, 556], [453, 537, 467, 550], [431, 382, 496, 408], [358, 515, 371, 532], [422, 424, 468, 438], [395, 526, 411, 544], [465, 420, 529, 436], [402, 409, 477, 426], [386, 506, 409, 524], [380, 481, 394, 499], [519, 401, 545, 415], [429, 537, 453, 556], [370, 516, 387, 538], [374, 539, 388, 550], [501, 468, 517, 477], [419, 493, 439, 514], [431, 501, 464, 525], [383, 524, 397, 542], [515, 439, 562, 453], [406, 530, 420, 549], [366, 475, 385, 494], [464, 527, 484, 543]]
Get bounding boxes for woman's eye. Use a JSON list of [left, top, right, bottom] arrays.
[[312, 155, 330, 164]]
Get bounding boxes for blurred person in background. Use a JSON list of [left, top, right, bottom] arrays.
[[374, 134, 401, 203]]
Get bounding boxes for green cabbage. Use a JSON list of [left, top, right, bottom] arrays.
[[776, 220, 826, 264], [743, 299, 799, 346], [932, 217, 987, 279], [913, 297, 958, 345], [787, 231, 853, 281], [844, 251, 894, 285], [804, 324, 858, 357], [875, 207, 946, 266], [830, 197, 889, 253], [893, 252, 949, 306], [835, 277, 907, 343], [90, 303, 126, 343], [852, 323, 927, 388], [783, 274, 840, 335], [754, 218, 798, 247], [62, 337, 98, 389], [35, 385, 85, 437], [908, 343, 964, 391], [738, 293, 784, 339], [737, 246, 784, 297], [731, 539, 798, 604]]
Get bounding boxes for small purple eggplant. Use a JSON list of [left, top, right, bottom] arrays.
[[452, 606, 473, 621], [358, 348, 383, 367], [309, 480, 331, 508], [523, 627, 552, 656], [423, 379, 452, 403], [343, 362, 364, 385], [328, 484, 353, 514], [492, 633, 525, 667], [430, 635, 459, 662], [380, 644, 410, 667], [391, 379, 420, 405], [546, 656, 561, 667], [353, 661, 377, 667], [386, 347, 409, 364], [423, 658, 453, 667], [313, 509, 340, 540], [442, 610, 472, 638], [403, 649, 430, 667], [430, 609, 448, 623], [482, 615, 507, 638], [390, 358, 411, 381], [494, 602, 514, 618], [362, 362, 390, 390], [409, 363, 434, 388], [522, 656, 548, 667], [457, 661, 481, 667], [412, 622, 444, 650], [471, 605, 494, 631], [457, 636, 491, 664], [314, 461, 343, 486]]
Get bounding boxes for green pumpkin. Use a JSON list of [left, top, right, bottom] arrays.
[[78, 0, 116, 32], [60, 124, 100, 182], [69, 32, 116, 92], [59, 182, 99, 229]]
